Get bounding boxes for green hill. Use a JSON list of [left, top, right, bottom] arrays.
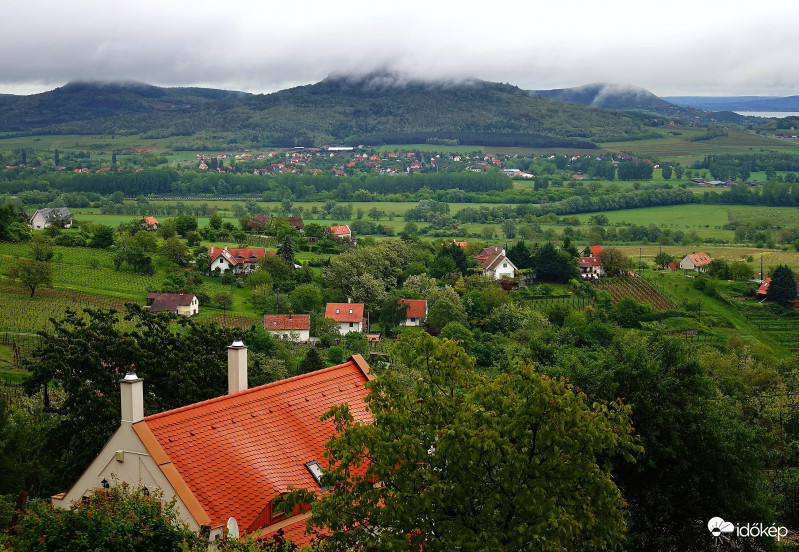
[[0, 74, 653, 147]]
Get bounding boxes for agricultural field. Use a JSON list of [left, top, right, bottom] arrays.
[[593, 275, 673, 310], [600, 127, 799, 166], [613, 244, 799, 272]]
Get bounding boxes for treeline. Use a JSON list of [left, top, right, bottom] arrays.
[[699, 152, 799, 181], [0, 169, 513, 199], [346, 131, 598, 149], [516, 187, 694, 217], [704, 181, 799, 206]]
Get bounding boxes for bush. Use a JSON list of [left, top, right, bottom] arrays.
[[9, 483, 204, 551], [326, 346, 345, 364]]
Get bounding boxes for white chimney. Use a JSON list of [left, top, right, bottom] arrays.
[[120, 372, 144, 424], [227, 341, 248, 394]]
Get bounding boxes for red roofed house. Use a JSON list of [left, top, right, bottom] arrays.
[[209, 246, 271, 275], [51, 342, 375, 545], [142, 216, 159, 231], [145, 292, 199, 316], [480, 252, 517, 280], [329, 225, 351, 240], [325, 302, 366, 334], [474, 246, 504, 261], [398, 299, 427, 327], [264, 313, 310, 342], [579, 256, 603, 280], [679, 252, 712, 273], [756, 278, 799, 304]]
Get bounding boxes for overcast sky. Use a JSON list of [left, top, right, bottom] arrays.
[[2, 0, 798, 97]]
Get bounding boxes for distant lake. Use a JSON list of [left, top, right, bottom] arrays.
[[734, 111, 799, 118]]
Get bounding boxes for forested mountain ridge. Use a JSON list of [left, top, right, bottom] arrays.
[[0, 75, 651, 147], [0, 81, 249, 131], [534, 83, 751, 124]]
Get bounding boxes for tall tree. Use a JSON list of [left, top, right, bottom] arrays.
[[767, 265, 798, 305], [284, 334, 640, 551]]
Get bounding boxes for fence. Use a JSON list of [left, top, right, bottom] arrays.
[[0, 332, 42, 367]]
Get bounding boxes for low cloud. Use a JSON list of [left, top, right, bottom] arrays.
[[2, 0, 798, 96]]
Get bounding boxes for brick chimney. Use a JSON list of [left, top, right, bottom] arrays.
[[227, 341, 248, 394], [120, 372, 144, 424]]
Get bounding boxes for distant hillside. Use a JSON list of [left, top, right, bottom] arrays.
[[0, 81, 249, 131], [664, 95, 799, 113], [0, 74, 652, 147], [533, 83, 749, 124], [533, 83, 674, 112]]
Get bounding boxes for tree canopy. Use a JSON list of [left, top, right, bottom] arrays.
[[289, 334, 640, 551]]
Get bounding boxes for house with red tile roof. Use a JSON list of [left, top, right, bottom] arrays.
[[474, 246, 504, 261], [589, 245, 604, 258], [51, 343, 375, 545], [480, 252, 517, 280], [398, 299, 427, 327], [679, 252, 712, 273], [208, 246, 271, 275], [141, 216, 159, 231], [579, 256, 603, 280], [145, 292, 199, 316], [329, 225, 351, 240], [264, 313, 310, 342], [325, 302, 366, 334]]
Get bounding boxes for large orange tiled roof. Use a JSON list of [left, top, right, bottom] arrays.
[[138, 359, 373, 533], [399, 299, 427, 319], [326, 303, 364, 323]]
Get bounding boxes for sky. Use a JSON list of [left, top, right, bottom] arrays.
[[2, 0, 798, 97]]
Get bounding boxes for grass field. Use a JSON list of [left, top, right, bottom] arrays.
[[600, 128, 799, 166]]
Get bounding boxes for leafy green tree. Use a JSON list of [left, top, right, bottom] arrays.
[[289, 283, 323, 313], [501, 219, 516, 239], [0, 202, 30, 243], [426, 298, 467, 329], [159, 236, 191, 265], [767, 264, 798, 305], [598, 247, 631, 275], [286, 334, 639, 552], [661, 165, 672, 180], [22, 306, 243, 494], [29, 235, 54, 262], [506, 240, 533, 269], [653, 251, 673, 270], [326, 345, 345, 364], [10, 484, 205, 552], [173, 214, 198, 236], [571, 333, 774, 551], [8, 259, 53, 297], [89, 224, 115, 248], [532, 242, 579, 283]]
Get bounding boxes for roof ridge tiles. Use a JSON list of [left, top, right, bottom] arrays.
[[143, 359, 359, 423]]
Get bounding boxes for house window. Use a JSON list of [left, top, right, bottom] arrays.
[[305, 461, 331, 491], [503, 263, 507, 268], [349, 322, 354, 327], [349, 309, 353, 314], [335, 309, 340, 314], [410, 318, 416, 322]]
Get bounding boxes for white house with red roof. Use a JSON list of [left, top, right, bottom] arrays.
[[579, 256, 603, 280], [679, 252, 712, 273], [329, 225, 351, 240], [480, 252, 517, 280], [208, 246, 271, 274], [325, 302, 366, 334], [51, 342, 375, 546], [141, 216, 159, 231], [398, 299, 427, 326], [263, 313, 310, 342]]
